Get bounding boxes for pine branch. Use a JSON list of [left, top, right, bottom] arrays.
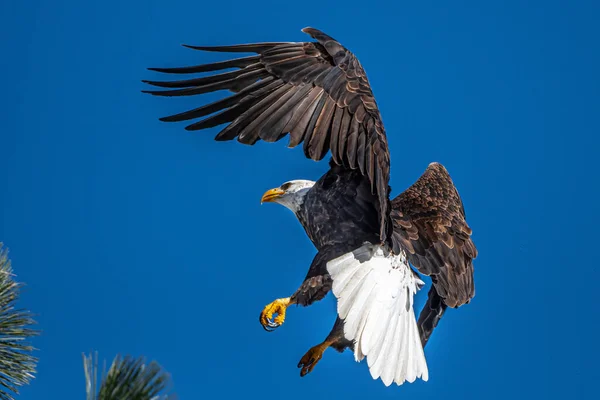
[[0, 243, 38, 400], [83, 352, 175, 400]]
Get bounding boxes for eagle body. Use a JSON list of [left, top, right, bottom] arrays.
[[268, 164, 430, 385], [298, 162, 380, 250], [144, 27, 477, 387], [289, 162, 382, 304]]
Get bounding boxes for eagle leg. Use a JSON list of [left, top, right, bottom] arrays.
[[298, 341, 330, 377], [259, 248, 349, 332], [297, 317, 352, 377], [259, 297, 295, 332], [288, 247, 347, 307], [259, 249, 340, 332]]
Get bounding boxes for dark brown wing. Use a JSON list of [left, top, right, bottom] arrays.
[[143, 27, 392, 243], [390, 162, 477, 309]]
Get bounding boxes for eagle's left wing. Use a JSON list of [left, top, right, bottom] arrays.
[[390, 163, 477, 346]]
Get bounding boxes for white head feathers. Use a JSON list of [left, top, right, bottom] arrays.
[[261, 179, 315, 213]]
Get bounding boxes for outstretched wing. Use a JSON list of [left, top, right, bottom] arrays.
[[390, 163, 477, 344], [143, 27, 393, 243]]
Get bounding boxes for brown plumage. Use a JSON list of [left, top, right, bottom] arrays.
[[143, 27, 393, 245], [391, 162, 477, 346], [143, 27, 477, 366]]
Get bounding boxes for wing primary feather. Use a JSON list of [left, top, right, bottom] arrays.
[[147, 55, 260, 74], [211, 79, 286, 139], [160, 77, 275, 123], [182, 42, 292, 53], [142, 64, 262, 88], [184, 100, 259, 132], [346, 116, 359, 168], [308, 96, 336, 160], [142, 69, 269, 97], [282, 87, 321, 135], [288, 89, 323, 147], [329, 105, 344, 163], [238, 85, 297, 143], [236, 84, 293, 143], [258, 84, 313, 142], [337, 108, 352, 166], [302, 94, 328, 158], [182, 78, 282, 131]]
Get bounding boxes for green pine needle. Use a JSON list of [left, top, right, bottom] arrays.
[[0, 243, 38, 400], [83, 352, 175, 400]]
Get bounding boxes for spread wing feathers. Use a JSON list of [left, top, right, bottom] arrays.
[[143, 27, 392, 243], [327, 243, 428, 386], [390, 163, 477, 309]]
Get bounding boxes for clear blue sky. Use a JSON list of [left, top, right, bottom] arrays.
[[1, 1, 598, 399]]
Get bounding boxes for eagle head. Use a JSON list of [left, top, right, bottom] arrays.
[[260, 180, 315, 213]]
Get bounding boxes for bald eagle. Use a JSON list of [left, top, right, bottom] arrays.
[[143, 28, 477, 386]]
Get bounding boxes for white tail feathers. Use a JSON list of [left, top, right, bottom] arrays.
[[327, 243, 428, 386]]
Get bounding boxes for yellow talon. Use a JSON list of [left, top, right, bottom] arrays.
[[259, 297, 292, 331]]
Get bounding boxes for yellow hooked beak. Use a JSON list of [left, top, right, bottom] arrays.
[[261, 188, 285, 204]]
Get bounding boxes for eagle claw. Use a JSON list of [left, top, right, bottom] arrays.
[[259, 297, 291, 332], [264, 318, 279, 332], [298, 342, 328, 377]]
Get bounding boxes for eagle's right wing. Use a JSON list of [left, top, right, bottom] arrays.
[[390, 163, 477, 346], [143, 27, 393, 244]]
